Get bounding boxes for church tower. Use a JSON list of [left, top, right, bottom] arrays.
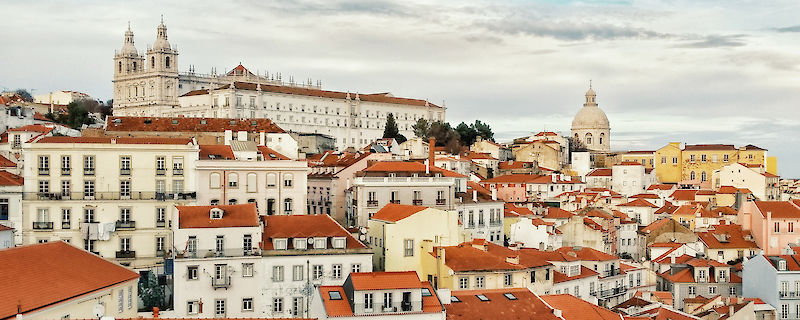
[[145, 17, 179, 108], [571, 83, 611, 152], [113, 23, 145, 108]]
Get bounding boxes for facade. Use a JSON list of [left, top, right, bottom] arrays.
[[586, 168, 612, 189], [0, 170, 23, 245], [619, 150, 655, 169], [508, 217, 563, 251], [172, 204, 263, 318], [743, 253, 800, 320], [696, 221, 759, 264], [260, 214, 373, 318], [571, 85, 611, 152], [312, 271, 445, 320], [715, 162, 780, 201], [21, 136, 198, 268], [470, 137, 511, 161], [195, 144, 309, 216], [618, 220, 645, 261], [738, 200, 800, 255], [33, 90, 91, 105], [611, 162, 656, 197], [445, 288, 623, 320], [480, 173, 586, 203], [0, 242, 140, 320], [454, 190, 504, 244], [512, 140, 562, 171], [658, 257, 741, 310], [654, 142, 767, 184], [616, 198, 659, 226]]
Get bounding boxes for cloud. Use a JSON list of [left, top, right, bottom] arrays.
[[774, 25, 800, 32], [673, 34, 747, 48], [479, 20, 668, 41]]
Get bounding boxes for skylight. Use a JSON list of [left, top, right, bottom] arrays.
[[422, 288, 432, 297], [476, 294, 489, 301], [450, 296, 461, 303], [503, 293, 517, 300], [329, 291, 342, 300]]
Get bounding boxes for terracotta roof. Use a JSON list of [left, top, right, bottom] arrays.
[[465, 151, 497, 160], [0, 155, 14, 168], [553, 266, 600, 283], [6, 124, 54, 134], [436, 241, 528, 272], [648, 184, 676, 191], [542, 294, 624, 320], [199, 145, 235, 160], [0, 170, 23, 186], [670, 189, 698, 201], [584, 209, 614, 220], [637, 307, 701, 320], [262, 214, 365, 250], [35, 136, 193, 145], [587, 168, 612, 177], [370, 203, 429, 222], [640, 218, 675, 234], [199, 81, 442, 108], [350, 271, 426, 290], [631, 193, 660, 199], [582, 217, 607, 231], [617, 161, 644, 166], [683, 144, 735, 151], [177, 204, 259, 229], [106, 116, 285, 133], [0, 242, 140, 319], [717, 186, 739, 194], [697, 223, 757, 249], [498, 161, 536, 170], [447, 288, 560, 320], [554, 246, 618, 261], [483, 173, 582, 184], [624, 150, 655, 154], [618, 198, 659, 208], [504, 203, 535, 217], [319, 286, 353, 317], [309, 152, 371, 168], [0, 224, 13, 231], [673, 204, 719, 218], [752, 201, 800, 219], [543, 207, 574, 219], [361, 161, 466, 178], [655, 202, 678, 215], [764, 255, 800, 271]]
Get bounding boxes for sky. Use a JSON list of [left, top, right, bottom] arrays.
[[1, 0, 799, 177]]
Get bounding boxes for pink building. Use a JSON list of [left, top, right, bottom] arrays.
[[738, 200, 800, 255]]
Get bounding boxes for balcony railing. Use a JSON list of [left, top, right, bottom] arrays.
[[173, 168, 184, 176], [120, 168, 131, 176], [366, 200, 379, 207], [24, 191, 197, 201], [156, 168, 166, 176], [38, 168, 50, 176], [355, 301, 422, 315], [436, 199, 446, 205], [490, 220, 502, 227], [61, 168, 71, 176], [602, 268, 622, 278], [389, 200, 401, 204], [176, 248, 261, 259], [591, 285, 627, 298], [116, 220, 136, 229], [84, 168, 95, 176], [212, 276, 231, 289], [779, 291, 800, 299], [156, 220, 166, 228], [116, 250, 136, 259], [33, 221, 53, 230], [412, 199, 423, 205], [62, 221, 71, 229]]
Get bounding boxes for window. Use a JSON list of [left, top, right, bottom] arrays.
[[284, 174, 293, 187], [352, 263, 361, 273], [775, 222, 781, 233], [723, 154, 729, 162], [156, 236, 165, 253], [0, 199, 9, 220], [120, 156, 131, 174], [120, 208, 131, 222], [215, 235, 224, 252], [314, 237, 326, 249], [83, 155, 95, 175], [118, 289, 124, 313], [242, 298, 253, 312], [246, 173, 257, 192], [476, 276, 485, 288], [709, 286, 717, 294], [83, 180, 95, 198], [84, 208, 95, 223], [333, 264, 342, 279], [267, 173, 277, 187], [459, 277, 469, 289], [313, 264, 323, 280], [293, 265, 304, 281], [187, 236, 197, 253], [156, 207, 166, 224], [364, 293, 374, 310], [120, 237, 131, 251], [404, 239, 414, 256], [729, 286, 736, 295], [476, 294, 489, 301], [504, 273, 513, 286], [228, 173, 238, 187], [383, 292, 393, 309], [173, 157, 183, 174], [120, 180, 131, 198], [61, 180, 70, 197], [330, 291, 343, 300], [187, 301, 199, 315], [128, 286, 133, 309], [209, 172, 221, 188], [790, 222, 795, 233], [292, 297, 304, 316], [38, 155, 49, 175], [39, 180, 49, 194], [782, 304, 789, 319], [156, 156, 166, 173], [273, 265, 284, 282], [688, 286, 696, 295], [284, 198, 293, 213], [215, 299, 226, 318], [173, 180, 184, 193]]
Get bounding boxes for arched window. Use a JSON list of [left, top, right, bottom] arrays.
[[165, 56, 170, 68], [574, 133, 579, 140], [701, 171, 707, 182], [585, 133, 593, 145], [599, 133, 605, 145], [151, 56, 155, 68], [118, 61, 122, 73], [210, 172, 221, 188], [690, 171, 696, 180], [246, 173, 257, 192], [228, 199, 237, 205], [228, 173, 238, 188], [132, 61, 137, 71], [283, 173, 293, 187], [284, 198, 293, 214]]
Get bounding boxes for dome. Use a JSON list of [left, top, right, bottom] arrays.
[[152, 21, 171, 51], [119, 27, 138, 56], [571, 105, 609, 130]]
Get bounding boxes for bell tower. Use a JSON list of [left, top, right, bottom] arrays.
[[145, 16, 179, 108], [113, 23, 145, 114]]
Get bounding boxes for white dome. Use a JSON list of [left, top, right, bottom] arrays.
[[571, 105, 609, 130], [120, 28, 138, 56]]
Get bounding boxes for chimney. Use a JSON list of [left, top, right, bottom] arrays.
[[473, 190, 477, 202], [728, 305, 734, 316], [491, 189, 497, 201], [425, 159, 430, 175], [429, 138, 436, 168], [153, 307, 160, 318], [551, 174, 557, 183], [259, 132, 266, 146], [553, 309, 562, 317], [671, 255, 676, 264]]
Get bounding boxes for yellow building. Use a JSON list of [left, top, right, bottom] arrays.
[[619, 151, 655, 169], [512, 140, 562, 171], [367, 203, 465, 275], [654, 142, 767, 184]]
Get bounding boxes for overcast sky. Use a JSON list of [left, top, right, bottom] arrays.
[[2, 0, 799, 177]]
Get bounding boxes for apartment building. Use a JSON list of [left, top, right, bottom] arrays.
[[0, 170, 23, 245], [743, 253, 800, 320], [454, 186, 504, 244], [658, 257, 741, 310], [738, 200, 800, 255], [21, 136, 199, 268]]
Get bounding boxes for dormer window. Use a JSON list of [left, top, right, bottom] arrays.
[[293, 238, 308, 250], [314, 237, 327, 249], [210, 208, 224, 219], [779, 260, 787, 271], [273, 238, 287, 250], [332, 237, 346, 249]]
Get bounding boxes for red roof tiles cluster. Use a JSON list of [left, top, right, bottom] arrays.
[[482, 173, 582, 184], [370, 203, 429, 222], [262, 214, 365, 250], [618, 198, 659, 208], [177, 203, 259, 229], [360, 161, 466, 178], [753, 201, 800, 219], [446, 288, 561, 320], [0, 170, 23, 186], [106, 116, 285, 133], [697, 222, 757, 249], [35, 136, 194, 145], [587, 168, 612, 177]]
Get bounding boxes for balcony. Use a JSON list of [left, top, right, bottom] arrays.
[[32, 221, 53, 230], [173, 168, 184, 176], [61, 168, 71, 176], [366, 200, 379, 207], [38, 168, 50, 176], [389, 200, 401, 204], [61, 221, 71, 229], [156, 220, 166, 228], [356, 301, 422, 315], [780, 292, 800, 299], [84, 168, 95, 176], [156, 168, 166, 176], [591, 285, 627, 298], [120, 168, 131, 176], [116, 250, 136, 259], [24, 191, 197, 201], [436, 199, 446, 205], [412, 199, 423, 205], [176, 248, 261, 259], [602, 268, 622, 278], [212, 276, 231, 289], [115, 220, 136, 229]]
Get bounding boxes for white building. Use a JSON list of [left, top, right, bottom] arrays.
[[21, 136, 198, 268], [615, 198, 659, 227], [261, 214, 373, 318], [311, 271, 445, 320], [172, 204, 262, 318], [611, 162, 656, 197], [571, 86, 611, 152], [454, 189, 504, 244], [196, 143, 308, 215], [714, 162, 780, 201], [508, 217, 563, 251], [33, 90, 92, 105], [112, 22, 446, 152], [0, 170, 22, 245]]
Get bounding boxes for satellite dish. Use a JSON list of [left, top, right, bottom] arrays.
[[92, 304, 105, 318], [359, 227, 367, 234], [359, 234, 367, 241], [308, 238, 315, 244]]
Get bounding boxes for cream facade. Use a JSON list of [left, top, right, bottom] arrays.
[[571, 86, 611, 152], [714, 162, 780, 201]]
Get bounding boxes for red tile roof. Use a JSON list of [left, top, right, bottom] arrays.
[[717, 186, 739, 194], [631, 193, 660, 199], [106, 116, 285, 133], [587, 168, 612, 177], [370, 203, 429, 222], [655, 202, 679, 215], [670, 189, 698, 201], [257, 145, 290, 160], [319, 286, 353, 317], [350, 271, 426, 290], [542, 294, 624, 320], [199, 145, 235, 160], [553, 266, 600, 283], [673, 204, 718, 218], [543, 207, 575, 219], [504, 203, 536, 217], [618, 198, 659, 208], [0, 154, 14, 168], [436, 241, 528, 272], [648, 184, 676, 191], [262, 214, 365, 250], [177, 204, 259, 229], [35, 136, 193, 145], [697, 222, 757, 249], [447, 288, 561, 320], [617, 161, 644, 166], [641, 218, 675, 234], [0, 224, 13, 231], [361, 161, 466, 178], [753, 201, 800, 219], [554, 246, 618, 261], [6, 124, 54, 134], [684, 144, 735, 151], [0, 170, 23, 186], [498, 161, 536, 170], [0, 242, 140, 319], [483, 174, 582, 184]]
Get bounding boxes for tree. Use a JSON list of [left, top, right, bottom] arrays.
[[412, 118, 430, 139], [428, 121, 462, 154], [14, 89, 33, 102], [382, 113, 400, 140], [395, 133, 407, 144], [568, 136, 588, 152], [63, 101, 92, 129], [138, 271, 168, 311], [472, 120, 494, 141], [455, 122, 478, 146]]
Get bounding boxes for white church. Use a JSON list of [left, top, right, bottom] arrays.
[[112, 20, 446, 151]]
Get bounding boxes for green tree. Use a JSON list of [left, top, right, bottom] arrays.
[[455, 122, 478, 146], [64, 101, 91, 129], [138, 271, 168, 311], [395, 133, 407, 144], [428, 121, 462, 154], [412, 118, 430, 139], [472, 120, 494, 141], [14, 89, 33, 102], [382, 113, 400, 139]]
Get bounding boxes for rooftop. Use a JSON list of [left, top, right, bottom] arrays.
[[262, 214, 365, 250], [370, 203, 429, 223], [177, 204, 259, 229], [106, 116, 285, 133], [446, 288, 561, 320], [35, 136, 194, 145]]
